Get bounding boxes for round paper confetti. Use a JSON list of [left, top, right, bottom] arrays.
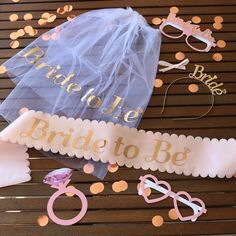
[[152, 17, 162, 25], [65, 186, 76, 197], [28, 29, 38, 37], [12, 0, 20, 2], [191, 16, 201, 24], [170, 6, 179, 14], [175, 52, 185, 61], [213, 53, 223, 62], [64, 5, 73, 12], [51, 33, 59, 40], [216, 40, 226, 48], [24, 25, 33, 33], [90, 182, 104, 194], [9, 14, 18, 22], [152, 215, 164, 227], [41, 34, 51, 41], [154, 78, 163, 88], [67, 15, 76, 21], [83, 163, 94, 174], [214, 16, 223, 23], [17, 29, 25, 37], [112, 180, 128, 193], [108, 164, 119, 173], [57, 7, 66, 15], [19, 107, 29, 115], [24, 13, 33, 21], [47, 14, 57, 23], [10, 40, 20, 49], [188, 84, 199, 93], [38, 19, 47, 26], [10, 32, 18, 40], [0, 65, 7, 74], [137, 183, 151, 197], [41, 12, 51, 20], [213, 22, 222, 30], [37, 215, 49, 227], [168, 208, 178, 220]]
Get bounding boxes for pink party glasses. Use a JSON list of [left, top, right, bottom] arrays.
[[139, 174, 207, 222], [159, 12, 216, 52]]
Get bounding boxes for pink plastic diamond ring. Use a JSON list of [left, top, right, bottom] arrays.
[[44, 168, 88, 226]]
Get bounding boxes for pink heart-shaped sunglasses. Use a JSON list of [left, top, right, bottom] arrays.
[[138, 174, 207, 222]]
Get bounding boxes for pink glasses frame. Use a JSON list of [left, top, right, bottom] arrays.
[[139, 174, 207, 222], [159, 12, 216, 52]]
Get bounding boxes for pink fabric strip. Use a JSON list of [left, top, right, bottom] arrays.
[[0, 110, 235, 178]]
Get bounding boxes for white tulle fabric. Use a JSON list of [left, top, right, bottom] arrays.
[[0, 8, 161, 178]]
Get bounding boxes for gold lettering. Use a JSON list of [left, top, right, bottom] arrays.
[[213, 88, 227, 96], [20, 46, 45, 64], [36, 62, 61, 78], [53, 74, 75, 88], [47, 128, 74, 147], [92, 139, 107, 153], [20, 117, 48, 140], [124, 108, 143, 123], [72, 130, 93, 151], [66, 83, 82, 93], [145, 139, 171, 163], [102, 95, 122, 115], [172, 147, 190, 166], [189, 64, 204, 79], [124, 145, 139, 159], [113, 137, 124, 156], [87, 95, 102, 109]]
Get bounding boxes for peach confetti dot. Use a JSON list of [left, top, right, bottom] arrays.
[[216, 40, 226, 48], [64, 5, 73, 12], [175, 51, 185, 61], [90, 182, 104, 194], [47, 14, 57, 23], [37, 215, 49, 227], [41, 34, 51, 41], [0, 65, 7, 74], [83, 163, 94, 174], [10, 40, 20, 49], [57, 7, 66, 15], [19, 107, 29, 115], [17, 29, 25, 37], [10, 32, 18, 40], [9, 14, 18, 22], [170, 6, 179, 14], [152, 215, 164, 227], [24, 13, 33, 21], [214, 16, 223, 23], [38, 19, 47, 26], [51, 33, 59, 40], [188, 84, 199, 93], [24, 25, 33, 33], [112, 180, 128, 193], [213, 53, 223, 62], [213, 22, 222, 30], [41, 12, 51, 20], [108, 163, 119, 173], [154, 78, 163, 88], [137, 183, 151, 197], [67, 15, 76, 21], [168, 208, 178, 220], [65, 186, 76, 197], [28, 29, 38, 37], [12, 0, 20, 2], [191, 16, 201, 24], [152, 17, 162, 25]]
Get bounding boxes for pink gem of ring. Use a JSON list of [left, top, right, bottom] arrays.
[[44, 168, 88, 226]]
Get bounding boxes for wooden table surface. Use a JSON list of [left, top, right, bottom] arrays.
[[0, 0, 236, 235]]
